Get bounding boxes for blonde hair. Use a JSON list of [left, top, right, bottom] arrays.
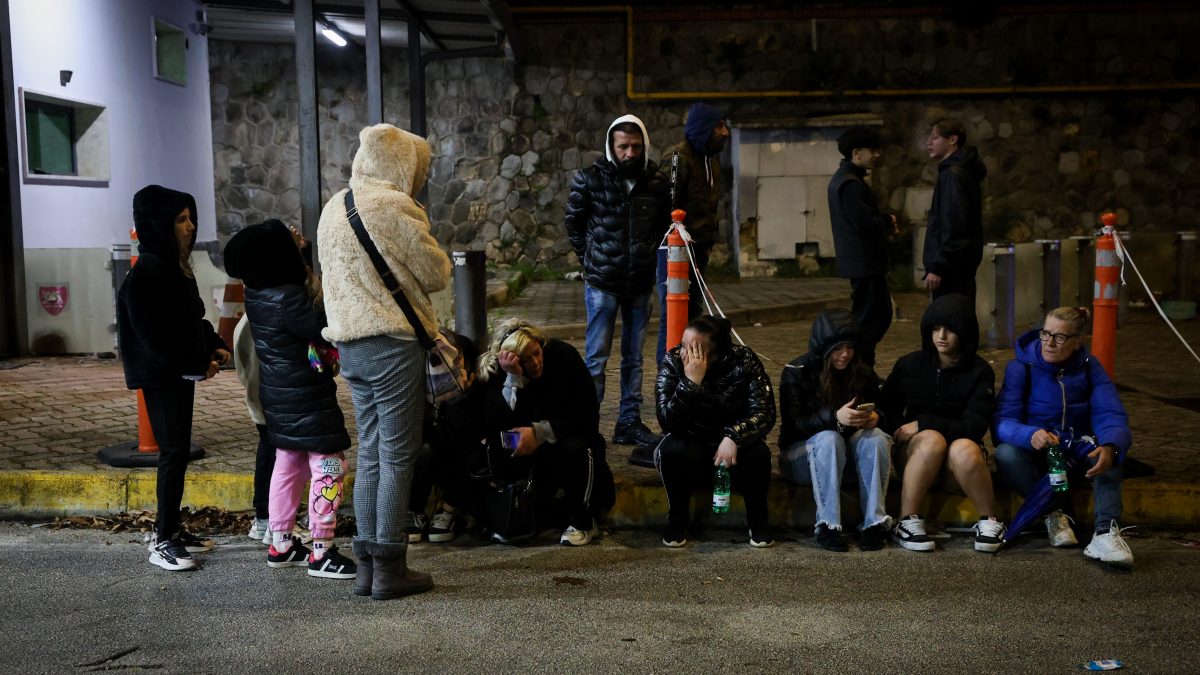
[[500, 325, 546, 358], [1046, 306, 1090, 334], [478, 318, 547, 382]]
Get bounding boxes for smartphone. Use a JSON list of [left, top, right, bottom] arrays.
[[856, 403, 876, 413], [501, 430, 521, 452]]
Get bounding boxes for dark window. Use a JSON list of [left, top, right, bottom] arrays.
[[25, 100, 76, 176]]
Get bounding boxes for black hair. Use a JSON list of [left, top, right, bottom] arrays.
[[687, 314, 733, 357], [932, 118, 967, 146], [837, 126, 883, 159], [611, 121, 643, 138]]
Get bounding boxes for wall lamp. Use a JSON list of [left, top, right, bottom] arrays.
[[319, 19, 348, 47]]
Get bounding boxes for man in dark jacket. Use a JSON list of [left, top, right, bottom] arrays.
[[655, 315, 776, 549], [655, 103, 730, 365], [923, 119, 988, 300], [879, 294, 1004, 553], [828, 126, 896, 365], [565, 114, 670, 451]]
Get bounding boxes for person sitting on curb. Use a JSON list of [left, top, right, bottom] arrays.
[[779, 309, 893, 552], [878, 293, 1006, 553], [477, 319, 616, 546], [655, 315, 776, 548], [993, 306, 1134, 569]]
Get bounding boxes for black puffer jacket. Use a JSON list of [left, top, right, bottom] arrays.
[[225, 221, 350, 454], [564, 115, 671, 298], [656, 344, 776, 448], [878, 294, 995, 443], [923, 146, 987, 278], [778, 309, 886, 448], [117, 185, 226, 390], [828, 159, 891, 279]]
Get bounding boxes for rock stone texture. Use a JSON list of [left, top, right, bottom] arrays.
[[209, 8, 1200, 271]]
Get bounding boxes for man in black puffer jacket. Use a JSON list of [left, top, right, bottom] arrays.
[[922, 119, 988, 300], [565, 114, 671, 453], [878, 294, 1004, 554], [655, 315, 776, 549]]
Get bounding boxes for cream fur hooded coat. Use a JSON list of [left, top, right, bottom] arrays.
[[318, 124, 451, 343]]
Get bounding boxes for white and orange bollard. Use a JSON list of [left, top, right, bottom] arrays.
[[1091, 211, 1120, 378], [215, 277, 244, 369], [665, 209, 690, 353]]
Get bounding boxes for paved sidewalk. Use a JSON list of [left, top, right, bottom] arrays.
[[1, 278, 1198, 526]]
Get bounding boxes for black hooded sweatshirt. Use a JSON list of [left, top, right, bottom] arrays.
[[778, 309, 886, 449], [923, 147, 988, 279], [224, 220, 350, 454], [878, 294, 995, 443], [117, 185, 226, 390]]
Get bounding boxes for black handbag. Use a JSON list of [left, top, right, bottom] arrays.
[[481, 472, 537, 543]]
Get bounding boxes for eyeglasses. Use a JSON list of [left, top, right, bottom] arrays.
[[1038, 329, 1078, 345]]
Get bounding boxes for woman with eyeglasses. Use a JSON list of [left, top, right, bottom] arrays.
[[993, 306, 1134, 568]]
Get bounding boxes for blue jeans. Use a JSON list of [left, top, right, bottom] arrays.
[[994, 442, 1124, 532], [584, 284, 651, 424], [779, 428, 892, 531]]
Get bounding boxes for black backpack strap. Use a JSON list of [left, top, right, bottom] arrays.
[[343, 189, 435, 350]]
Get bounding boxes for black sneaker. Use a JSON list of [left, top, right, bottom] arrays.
[[892, 515, 935, 552], [148, 538, 196, 571], [176, 530, 215, 553], [612, 419, 661, 447], [407, 512, 427, 544], [627, 443, 657, 468], [428, 509, 463, 543], [307, 545, 357, 579], [815, 524, 848, 552], [267, 537, 312, 568], [749, 525, 775, 549], [662, 520, 688, 548], [859, 523, 888, 551]]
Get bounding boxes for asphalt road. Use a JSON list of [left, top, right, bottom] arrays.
[[4, 523, 1199, 673]]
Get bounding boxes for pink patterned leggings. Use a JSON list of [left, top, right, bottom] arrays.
[[269, 449, 346, 540]]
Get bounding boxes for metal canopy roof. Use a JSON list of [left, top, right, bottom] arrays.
[[201, 0, 520, 57]]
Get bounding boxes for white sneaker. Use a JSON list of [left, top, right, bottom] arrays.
[[560, 523, 599, 546], [248, 519, 270, 543], [1084, 520, 1134, 569], [1044, 510, 1079, 547], [973, 518, 1006, 553], [892, 516, 936, 552], [148, 538, 197, 571]]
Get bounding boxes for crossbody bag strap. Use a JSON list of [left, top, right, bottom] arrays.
[[343, 189, 436, 350]]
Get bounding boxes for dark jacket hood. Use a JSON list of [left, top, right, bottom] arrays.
[[684, 103, 723, 157], [223, 219, 308, 290], [133, 185, 197, 260], [1014, 327, 1089, 372], [940, 146, 988, 182], [920, 293, 980, 363], [808, 308, 862, 361]]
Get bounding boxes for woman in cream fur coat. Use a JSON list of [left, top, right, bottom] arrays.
[[317, 123, 451, 600]]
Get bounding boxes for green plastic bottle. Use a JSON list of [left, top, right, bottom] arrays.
[[1047, 443, 1069, 493], [712, 462, 731, 514]]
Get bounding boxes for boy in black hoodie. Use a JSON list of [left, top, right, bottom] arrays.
[[878, 294, 1004, 553], [922, 119, 987, 301]]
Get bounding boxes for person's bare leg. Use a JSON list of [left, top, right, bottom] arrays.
[[900, 430, 948, 517], [947, 439, 995, 518]]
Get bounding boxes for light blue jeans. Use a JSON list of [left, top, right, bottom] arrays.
[[583, 284, 651, 424], [780, 428, 893, 531]]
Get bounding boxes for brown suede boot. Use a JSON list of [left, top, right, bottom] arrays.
[[353, 553, 372, 597], [370, 550, 433, 600]]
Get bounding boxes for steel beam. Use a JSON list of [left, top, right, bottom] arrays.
[[294, 0, 321, 261]]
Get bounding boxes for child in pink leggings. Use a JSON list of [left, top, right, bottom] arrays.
[[224, 219, 356, 581]]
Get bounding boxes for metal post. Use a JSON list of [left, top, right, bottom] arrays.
[[452, 251, 487, 350], [1038, 239, 1061, 314], [408, 16, 425, 136], [1072, 235, 1094, 307], [1117, 232, 1131, 327], [989, 245, 1016, 348], [1177, 231, 1197, 301], [0, 0, 27, 356], [365, 0, 383, 125], [294, 0, 321, 260]]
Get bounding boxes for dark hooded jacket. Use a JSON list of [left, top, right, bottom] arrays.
[[828, 159, 891, 279], [779, 309, 887, 449], [656, 343, 776, 449], [923, 146, 988, 279], [224, 220, 349, 454], [993, 328, 1131, 464], [878, 294, 995, 443], [657, 103, 724, 251], [564, 115, 671, 298], [117, 185, 227, 390]]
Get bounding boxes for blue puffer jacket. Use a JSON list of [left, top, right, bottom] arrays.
[[992, 328, 1132, 463]]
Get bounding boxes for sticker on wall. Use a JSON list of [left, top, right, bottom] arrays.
[[38, 283, 69, 316]]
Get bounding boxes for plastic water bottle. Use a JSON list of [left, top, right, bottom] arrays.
[[1047, 443, 1069, 493], [712, 462, 731, 513]]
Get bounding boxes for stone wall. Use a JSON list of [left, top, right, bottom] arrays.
[[209, 7, 1200, 273]]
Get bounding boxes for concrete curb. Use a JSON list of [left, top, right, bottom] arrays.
[[3, 469, 1197, 532]]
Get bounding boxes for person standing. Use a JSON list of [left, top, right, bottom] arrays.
[[318, 124, 451, 600], [565, 114, 670, 451], [117, 185, 230, 571], [828, 126, 896, 365], [922, 119, 988, 301], [655, 103, 730, 366]]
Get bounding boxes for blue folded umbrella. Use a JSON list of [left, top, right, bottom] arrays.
[[1000, 431, 1097, 549]]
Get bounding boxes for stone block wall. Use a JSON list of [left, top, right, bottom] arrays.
[[209, 7, 1200, 274]]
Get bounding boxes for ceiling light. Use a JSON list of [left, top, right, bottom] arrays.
[[320, 21, 347, 47]]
